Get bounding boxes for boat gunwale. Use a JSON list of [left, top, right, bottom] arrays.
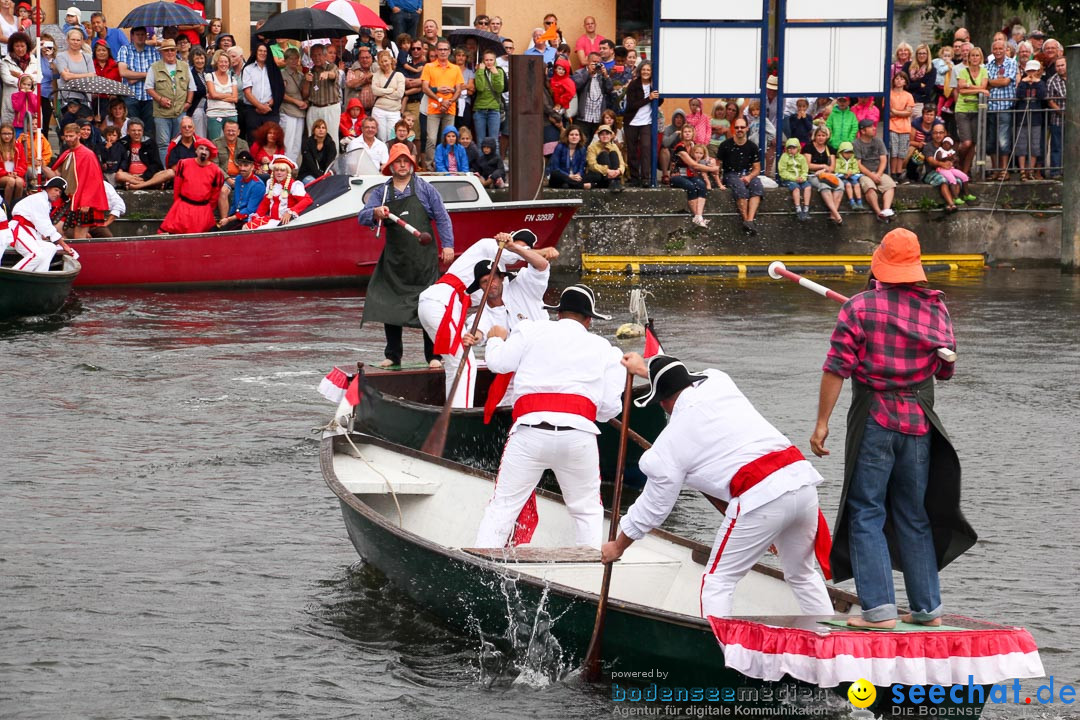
[[319, 431, 859, 630], [0, 254, 81, 281]]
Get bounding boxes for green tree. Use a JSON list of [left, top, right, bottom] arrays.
[[923, 0, 1080, 47]]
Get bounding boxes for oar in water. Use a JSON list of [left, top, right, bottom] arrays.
[[385, 210, 434, 245], [420, 240, 507, 458], [584, 371, 634, 682], [767, 261, 957, 363]]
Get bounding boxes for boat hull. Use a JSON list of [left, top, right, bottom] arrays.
[[0, 253, 80, 318], [68, 201, 579, 289]]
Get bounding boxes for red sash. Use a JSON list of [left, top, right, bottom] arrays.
[[511, 393, 598, 423], [727, 446, 833, 581], [483, 371, 513, 424], [432, 273, 470, 355]]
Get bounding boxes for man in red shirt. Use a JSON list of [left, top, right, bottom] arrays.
[[172, 0, 206, 47], [158, 138, 225, 234], [811, 228, 974, 629], [574, 16, 605, 68]]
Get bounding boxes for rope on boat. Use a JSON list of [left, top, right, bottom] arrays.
[[342, 430, 405, 529], [629, 288, 651, 326]]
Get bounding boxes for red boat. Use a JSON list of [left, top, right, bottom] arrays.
[[69, 161, 581, 288]]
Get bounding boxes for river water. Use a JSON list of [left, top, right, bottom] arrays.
[[2, 269, 1078, 719]]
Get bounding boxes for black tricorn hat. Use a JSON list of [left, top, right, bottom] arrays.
[[634, 355, 708, 408], [510, 228, 537, 247], [466, 258, 501, 294], [542, 284, 611, 320]]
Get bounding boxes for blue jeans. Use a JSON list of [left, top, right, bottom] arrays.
[[1048, 124, 1063, 177], [391, 10, 419, 41], [125, 98, 155, 133], [847, 416, 941, 622], [155, 115, 183, 167], [473, 109, 502, 156]]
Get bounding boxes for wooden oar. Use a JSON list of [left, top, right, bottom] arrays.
[[385, 210, 434, 245], [584, 371, 634, 682], [420, 241, 507, 458], [767, 261, 957, 363]]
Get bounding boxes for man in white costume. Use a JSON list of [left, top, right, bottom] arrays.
[[474, 284, 625, 548], [601, 353, 834, 619], [8, 178, 77, 272]]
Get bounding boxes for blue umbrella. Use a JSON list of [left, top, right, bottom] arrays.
[[117, 1, 206, 29]]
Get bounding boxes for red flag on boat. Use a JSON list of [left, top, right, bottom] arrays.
[[319, 367, 352, 404], [643, 319, 665, 358]]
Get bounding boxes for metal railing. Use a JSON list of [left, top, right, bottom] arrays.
[[971, 96, 1065, 181]]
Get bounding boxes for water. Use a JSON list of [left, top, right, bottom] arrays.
[[2, 270, 1078, 719]]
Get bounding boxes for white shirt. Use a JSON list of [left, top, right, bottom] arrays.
[[104, 181, 126, 218], [12, 190, 62, 243], [630, 83, 653, 127], [345, 135, 389, 173], [241, 62, 272, 104], [485, 318, 624, 435], [620, 369, 822, 541], [476, 263, 550, 336], [421, 236, 521, 304]]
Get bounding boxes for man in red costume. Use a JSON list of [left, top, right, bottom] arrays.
[[158, 138, 225, 235], [48, 123, 109, 239]]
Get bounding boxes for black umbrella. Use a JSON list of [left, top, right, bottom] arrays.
[[446, 28, 506, 57], [117, 1, 206, 28], [257, 8, 357, 41]]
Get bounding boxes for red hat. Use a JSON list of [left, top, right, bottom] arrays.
[[194, 137, 218, 158], [345, 97, 365, 113], [871, 228, 927, 284], [381, 142, 416, 175]]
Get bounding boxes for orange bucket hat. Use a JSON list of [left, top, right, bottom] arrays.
[[381, 143, 417, 175], [871, 228, 927, 284]]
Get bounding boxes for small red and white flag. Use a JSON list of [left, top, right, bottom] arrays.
[[643, 319, 665, 358], [318, 367, 352, 404]]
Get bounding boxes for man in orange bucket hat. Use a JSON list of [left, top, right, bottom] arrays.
[[811, 228, 975, 629]]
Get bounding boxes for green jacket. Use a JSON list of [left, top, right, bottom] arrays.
[[472, 67, 506, 112], [835, 154, 860, 176], [777, 151, 808, 182], [826, 107, 858, 151], [149, 59, 191, 119]]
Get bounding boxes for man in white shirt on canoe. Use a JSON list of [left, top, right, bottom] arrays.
[[6, 178, 78, 272], [601, 353, 834, 619], [474, 284, 625, 549]]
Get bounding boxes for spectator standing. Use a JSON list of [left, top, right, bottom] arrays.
[[205, 49, 239, 141], [984, 40, 1017, 180], [825, 95, 857, 151], [953, 45, 987, 177], [203, 18, 223, 50], [371, 49, 404, 142], [1014, 59, 1047, 180], [716, 118, 764, 234], [344, 46, 375, 112], [891, 43, 912, 80], [0, 31, 39, 124], [1047, 57, 1066, 178], [574, 16, 605, 68], [144, 39, 193, 167], [420, 39, 463, 168], [684, 97, 710, 146], [303, 43, 342, 148], [473, 50, 506, 156], [903, 44, 935, 116], [488, 16, 504, 39], [240, 43, 283, 143], [853, 118, 895, 221], [55, 29, 94, 120], [888, 72, 914, 181], [852, 96, 879, 130], [10, 74, 38, 137], [622, 61, 658, 187], [173, 0, 206, 48], [419, 19, 441, 49], [298, 118, 336, 182], [548, 125, 588, 189], [525, 27, 556, 68], [187, 47, 208, 137], [279, 47, 307, 163], [572, 51, 612, 143], [90, 39, 120, 122], [401, 41, 425, 121], [117, 27, 161, 134], [38, 34, 56, 132], [453, 47, 474, 131], [389, 0, 421, 41], [804, 124, 845, 224]]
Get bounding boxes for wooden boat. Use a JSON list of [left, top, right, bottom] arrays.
[[321, 431, 1044, 713], [351, 364, 667, 487], [68, 157, 581, 288], [0, 250, 80, 318]]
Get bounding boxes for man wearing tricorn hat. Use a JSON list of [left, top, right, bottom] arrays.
[[474, 284, 625, 549], [7, 177, 78, 272], [602, 354, 834, 618], [811, 228, 972, 629], [358, 143, 454, 368]]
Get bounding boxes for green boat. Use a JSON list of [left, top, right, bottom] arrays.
[[350, 365, 667, 488], [320, 431, 1043, 715], [0, 250, 80, 319]]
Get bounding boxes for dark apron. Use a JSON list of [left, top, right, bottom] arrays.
[[360, 177, 439, 328], [829, 377, 978, 583]]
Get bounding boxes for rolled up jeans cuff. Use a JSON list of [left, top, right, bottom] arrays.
[[907, 604, 943, 622], [862, 602, 898, 623]]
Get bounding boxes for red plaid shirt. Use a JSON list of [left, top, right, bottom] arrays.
[[824, 283, 956, 435]]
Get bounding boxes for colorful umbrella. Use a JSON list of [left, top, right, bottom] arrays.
[[117, 1, 206, 28], [310, 0, 388, 29], [65, 76, 135, 97]]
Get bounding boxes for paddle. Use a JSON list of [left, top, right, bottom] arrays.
[[767, 261, 957, 363], [583, 371, 634, 682], [419, 239, 508, 458]]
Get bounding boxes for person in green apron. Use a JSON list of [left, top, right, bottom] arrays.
[[811, 228, 975, 629], [358, 143, 455, 367]]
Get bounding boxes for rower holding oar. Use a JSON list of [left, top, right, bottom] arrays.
[[811, 228, 976, 629], [358, 144, 455, 369], [603, 354, 834, 619], [474, 285, 625, 549]]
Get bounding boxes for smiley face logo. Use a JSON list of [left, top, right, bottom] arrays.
[[848, 678, 877, 708]]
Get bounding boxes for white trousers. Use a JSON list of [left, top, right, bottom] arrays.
[[307, 103, 341, 147], [371, 106, 401, 143], [418, 292, 477, 408], [280, 113, 304, 165], [474, 425, 603, 548], [700, 484, 833, 619], [11, 223, 56, 272]]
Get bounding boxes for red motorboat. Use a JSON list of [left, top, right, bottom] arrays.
[[69, 159, 580, 288]]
